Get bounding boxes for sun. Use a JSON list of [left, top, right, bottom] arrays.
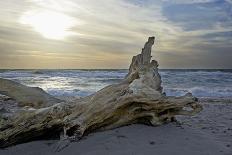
[[20, 10, 76, 40]]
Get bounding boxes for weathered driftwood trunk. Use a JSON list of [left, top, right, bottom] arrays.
[[0, 37, 202, 148]]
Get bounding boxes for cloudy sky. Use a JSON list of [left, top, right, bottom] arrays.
[[0, 0, 231, 69]]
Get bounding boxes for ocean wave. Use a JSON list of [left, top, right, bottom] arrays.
[[164, 86, 232, 97], [0, 69, 231, 98]]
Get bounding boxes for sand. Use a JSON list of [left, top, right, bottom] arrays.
[[0, 99, 231, 155]]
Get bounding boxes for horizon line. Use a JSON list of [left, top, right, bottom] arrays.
[[0, 68, 232, 70]]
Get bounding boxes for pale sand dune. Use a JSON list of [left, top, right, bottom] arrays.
[[0, 100, 231, 155], [0, 78, 61, 108]]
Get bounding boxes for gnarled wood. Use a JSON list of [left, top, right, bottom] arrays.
[[0, 37, 202, 148]]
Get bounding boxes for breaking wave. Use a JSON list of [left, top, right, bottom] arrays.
[[0, 69, 231, 98]]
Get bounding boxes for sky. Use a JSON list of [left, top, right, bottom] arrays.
[[0, 0, 231, 69]]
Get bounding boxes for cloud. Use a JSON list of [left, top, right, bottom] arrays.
[[162, 0, 217, 4], [0, 0, 231, 68], [162, 0, 232, 30]]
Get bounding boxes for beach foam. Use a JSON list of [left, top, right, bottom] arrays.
[[0, 69, 231, 98]]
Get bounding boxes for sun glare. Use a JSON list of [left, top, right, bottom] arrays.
[[20, 10, 76, 40]]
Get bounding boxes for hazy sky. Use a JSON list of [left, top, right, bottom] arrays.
[[0, 0, 231, 69]]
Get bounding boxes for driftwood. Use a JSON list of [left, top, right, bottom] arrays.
[[0, 37, 202, 148]]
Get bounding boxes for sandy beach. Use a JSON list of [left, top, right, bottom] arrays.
[[1, 98, 231, 155], [0, 0, 232, 154]]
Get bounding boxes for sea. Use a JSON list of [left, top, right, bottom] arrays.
[[0, 69, 232, 98]]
